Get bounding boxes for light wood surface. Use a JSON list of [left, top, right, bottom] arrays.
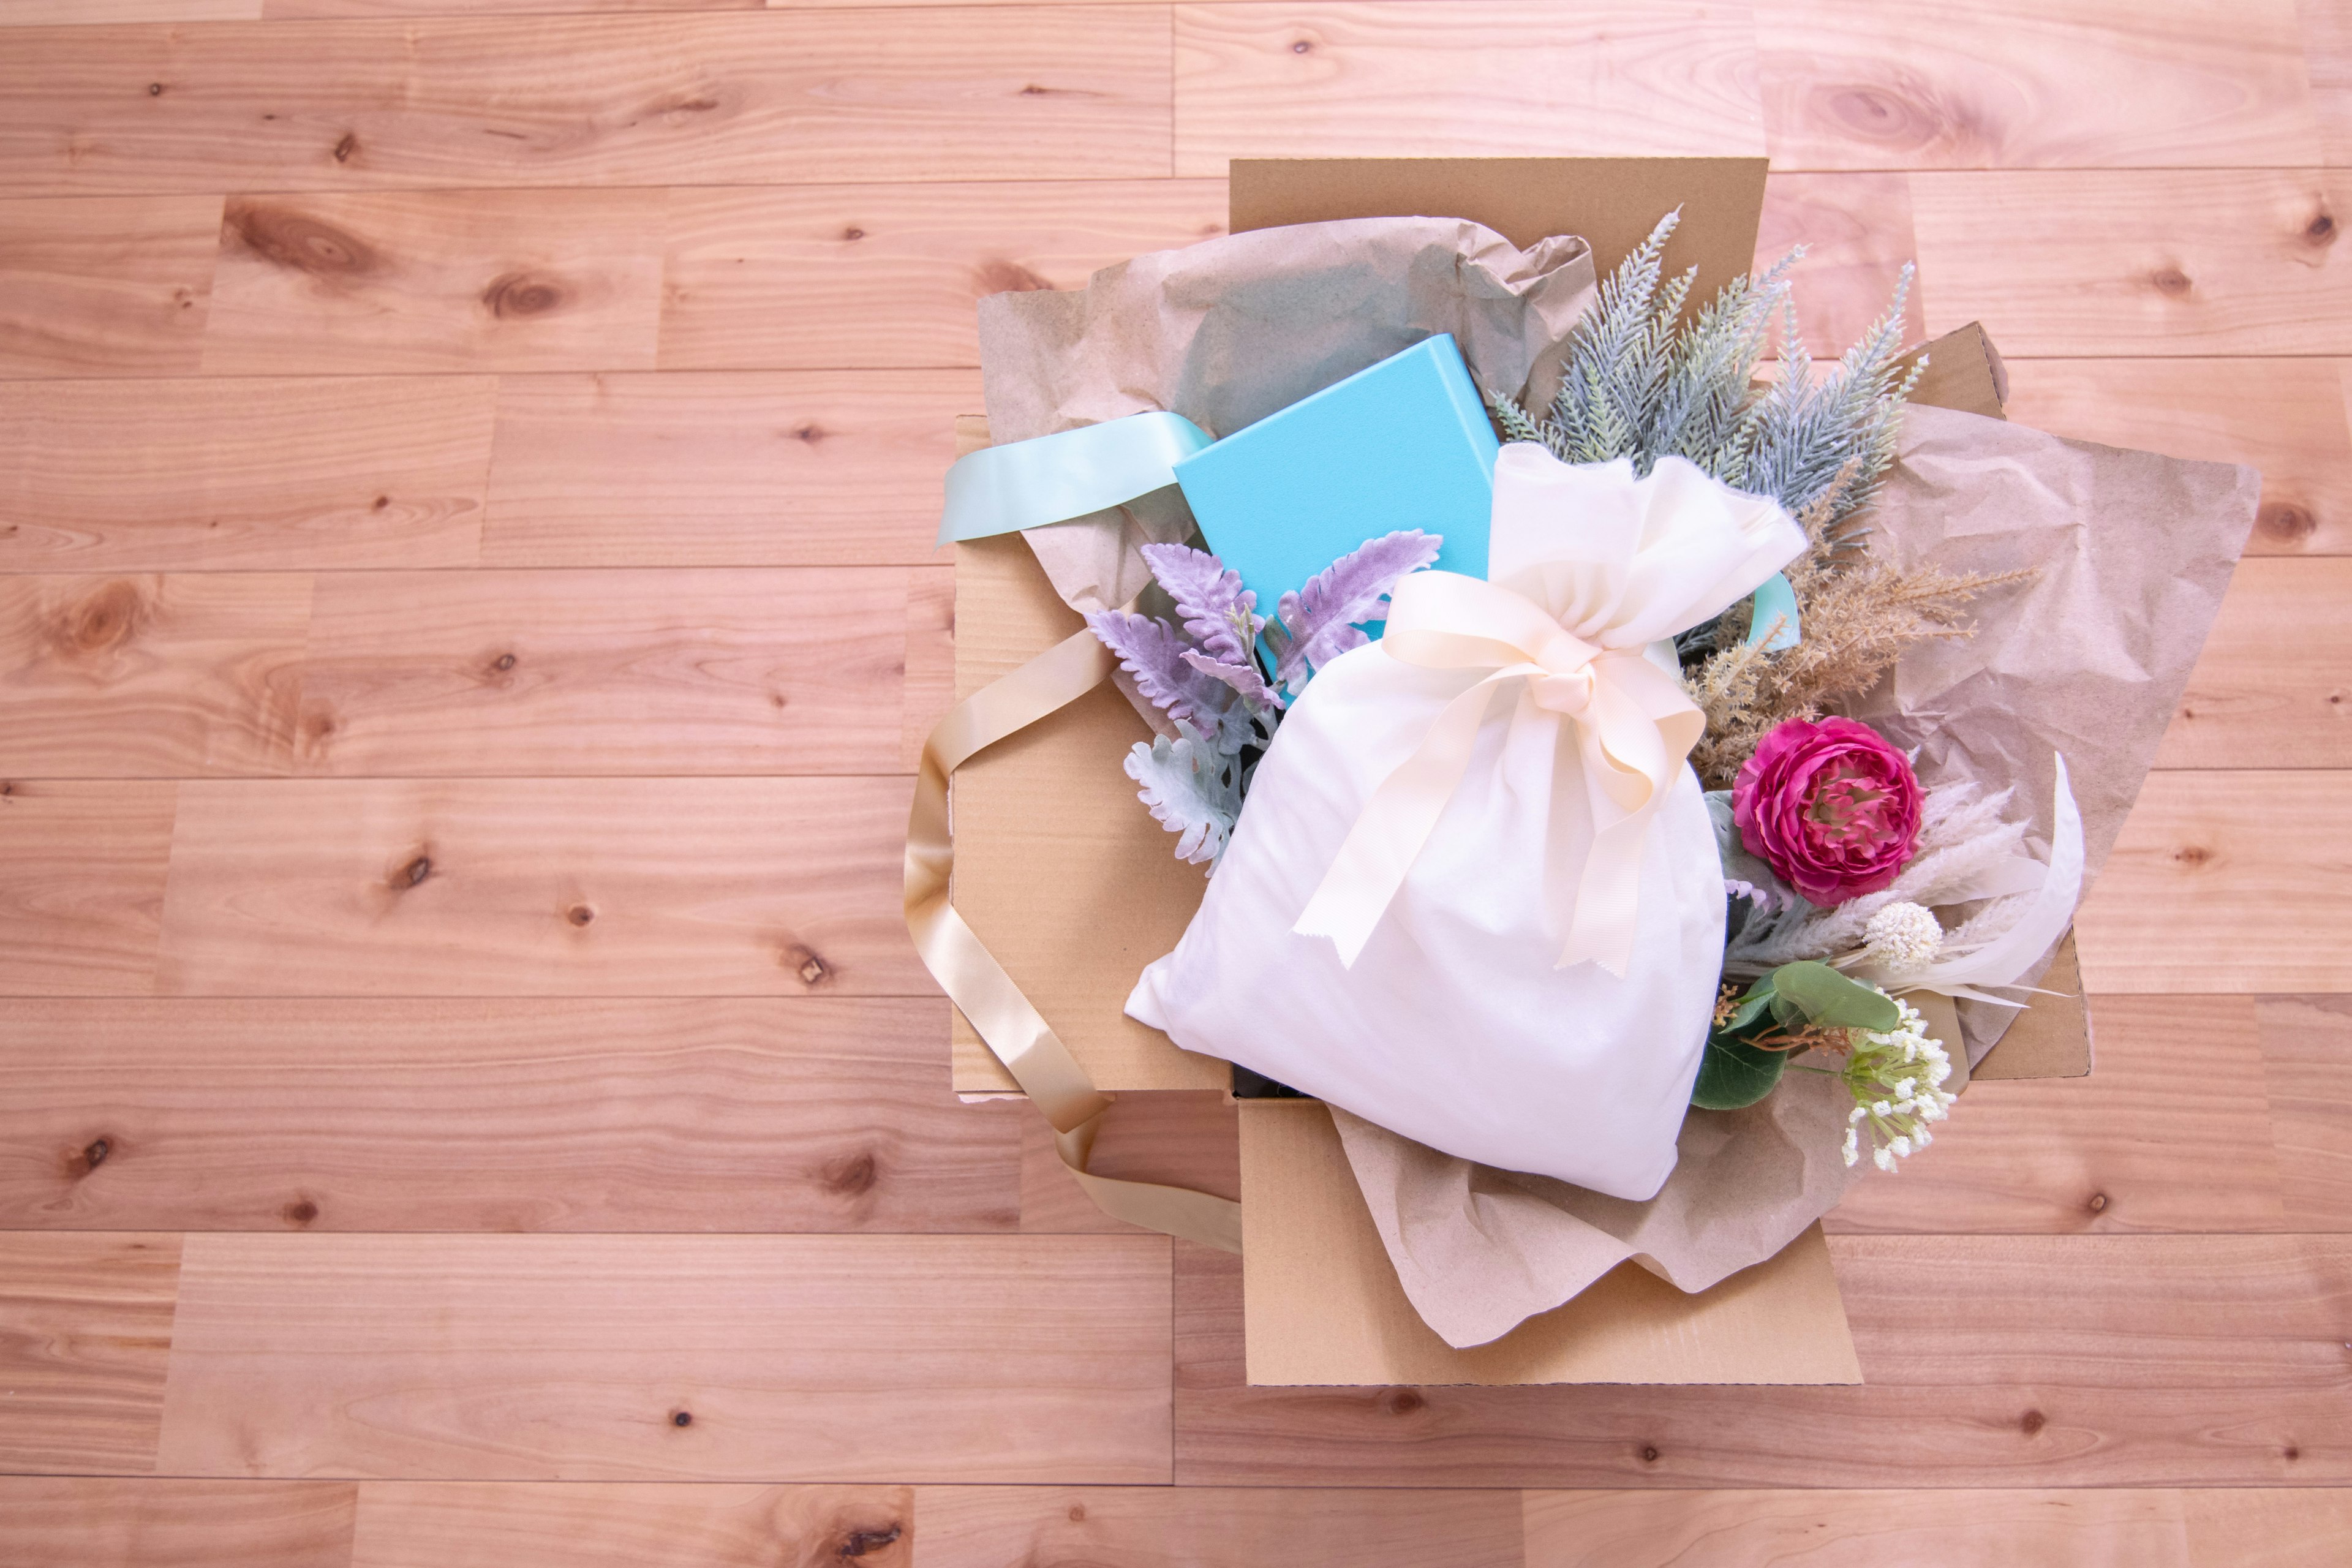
[[3, 3, 2350, 1561]]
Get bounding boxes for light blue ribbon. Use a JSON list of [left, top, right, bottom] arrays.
[[1746, 571, 1800, 651], [938, 410, 1212, 546]]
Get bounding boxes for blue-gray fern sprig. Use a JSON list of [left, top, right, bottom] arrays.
[[1492, 211, 2024, 787]]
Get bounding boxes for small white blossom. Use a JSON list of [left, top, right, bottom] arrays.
[[1841, 996, 1959, 1174], [1863, 901, 1944, 968]]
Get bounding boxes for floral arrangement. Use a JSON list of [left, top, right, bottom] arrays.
[[1089, 214, 2069, 1177]]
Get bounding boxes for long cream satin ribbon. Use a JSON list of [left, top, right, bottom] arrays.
[[905, 622, 1244, 1254], [1293, 570, 1705, 978]]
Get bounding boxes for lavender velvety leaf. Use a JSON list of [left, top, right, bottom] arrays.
[[1085, 609, 1253, 754], [1182, 647, 1284, 711], [1124, 723, 1243, 872], [1272, 529, 1442, 692], [1139, 541, 1264, 665]]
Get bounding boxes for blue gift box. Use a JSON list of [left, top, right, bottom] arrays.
[[1172, 334, 1499, 623]]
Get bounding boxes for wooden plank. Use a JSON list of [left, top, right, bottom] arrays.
[[0, 1478, 355, 1567], [275, 0, 745, 12], [1525, 1488, 2195, 1567], [2075, 772, 2352, 993], [292, 567, 909, 776], [1755, 171, 1925, 358], [153, 1233, 1172, 1482], [480, 370, 977, 568], [1835, 1234, 2351, 1390], [2180, 1488, 2352, 1567], [0, 195, 219, 377], [0, 997, 1019, 1233], [1171, 2, 1766, 175], [0, 573, 311, 778], [0, 779, 175, 997], [1020, 1089, 1240, 1235], [1825, 995, 2285, 1235], [2304, 0, 2352, 168], [2156, 560, 2352, 769], [0, 1233, 179, 1473], [1, 376, 493, 571], [1526, 1488, 2352, 1567], [203, 191, 666, 375], [1, 1, 259, 18], [1170, 1243, 2352, 1487], [2257, 995, 2352, 1230], [900, 562, 953, 771], [0, 10, 1170, 198], [1757, 0, 2322, 170], [658, 179, 1229, 371], [152, 777, 923, 997], [350, 1483, 907, 1568], [918, 1485, 1525, 1568], [1912, 170, 2352, 355], [1999, 357, 2352, 557]]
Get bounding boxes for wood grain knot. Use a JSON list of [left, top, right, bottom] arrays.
[[394, 854, 434, 889], [1812, 84, 1951, 153], [2256, 500, 2316, 545], [147, 82, 164, 96], [974, 258, 1052, 295], [2019, 1408, 2047, 1436], [483, 271, 568, 318], [372, 494, 391, 511], [2087, 1191, 2108, 1213], [492, 652, 517, 673], [283, 1197, 318, 1226], [672, 1409, 693, 1427], [2285, 1445, 2301, 1461], [834, 1524, 902, 1558], [2173, 845, 2212, 868], [2148, 267, 2193, 299], [48, 579, 149, 659], [821, 1150, 878, 1198], [67, 1137, 112, 1178], [842, 227, 865, 242], [228, 199, 380, 279], [1377, 1387, 1423, 1417], [332, 131, 358, 164], [2307, 211, 2336, 245], [1290, 38, 1313, 53], [1639, 1444, 1662, 1463], [567, 904, 595, 927], [792, 424, 827, 444], [1066, 1504, 1086, 1523], [793, 948, 832, 987]]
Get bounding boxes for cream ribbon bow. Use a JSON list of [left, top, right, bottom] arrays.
[[1292, 569, 1705, 977]]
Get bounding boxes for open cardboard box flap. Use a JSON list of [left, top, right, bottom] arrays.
[[948, 158, 2091, 1384]]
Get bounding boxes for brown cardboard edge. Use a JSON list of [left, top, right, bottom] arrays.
[[1237, 1100, 1862, 1387]]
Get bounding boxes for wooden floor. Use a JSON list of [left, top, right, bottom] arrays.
[[1, 2, 2349, 1562]]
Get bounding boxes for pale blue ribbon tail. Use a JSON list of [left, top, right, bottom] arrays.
[[937, 410, 1215, 545], [1744, 571, 1801, 652]]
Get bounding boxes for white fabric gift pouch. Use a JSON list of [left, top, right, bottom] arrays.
[[1127, 443, 1807, 1199]]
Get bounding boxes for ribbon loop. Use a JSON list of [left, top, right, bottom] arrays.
[[1293, 570, 1706, 978]]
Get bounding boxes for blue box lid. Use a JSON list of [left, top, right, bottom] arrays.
[[1172, 334, 1498, 626]]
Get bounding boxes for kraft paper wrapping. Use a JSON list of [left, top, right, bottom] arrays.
[[1337, 407, 2258, 1348], [978, 216, 1596, 616]]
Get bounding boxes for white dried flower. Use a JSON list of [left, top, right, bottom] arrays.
[[1842, 996, 1958, 1172], [1863, 900, 1943, 968]]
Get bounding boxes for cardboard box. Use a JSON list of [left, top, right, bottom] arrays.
[[947, 159, 2092, 1383]]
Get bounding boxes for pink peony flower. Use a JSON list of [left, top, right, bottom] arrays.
[[1732, 717, 1923, 905]]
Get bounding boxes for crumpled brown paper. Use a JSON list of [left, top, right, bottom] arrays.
[[972, 216, 2260, 1351], [979, 216, 1594, 613], [1333, 406, 2257, 1348]]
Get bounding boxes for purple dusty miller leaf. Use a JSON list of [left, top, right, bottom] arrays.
[[1125, 725, 1242, 873], [1182, 648, 1284, 712], [1140, 542, 1263, 666], [1085, 609, 1251, 754], [1272, 529, 1442, 692]]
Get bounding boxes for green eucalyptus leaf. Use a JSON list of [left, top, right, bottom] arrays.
[[1691, 1031, 1788, 1111], [1768, 960, 1901, 1032], [1722, 976, 1778, 1034]]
